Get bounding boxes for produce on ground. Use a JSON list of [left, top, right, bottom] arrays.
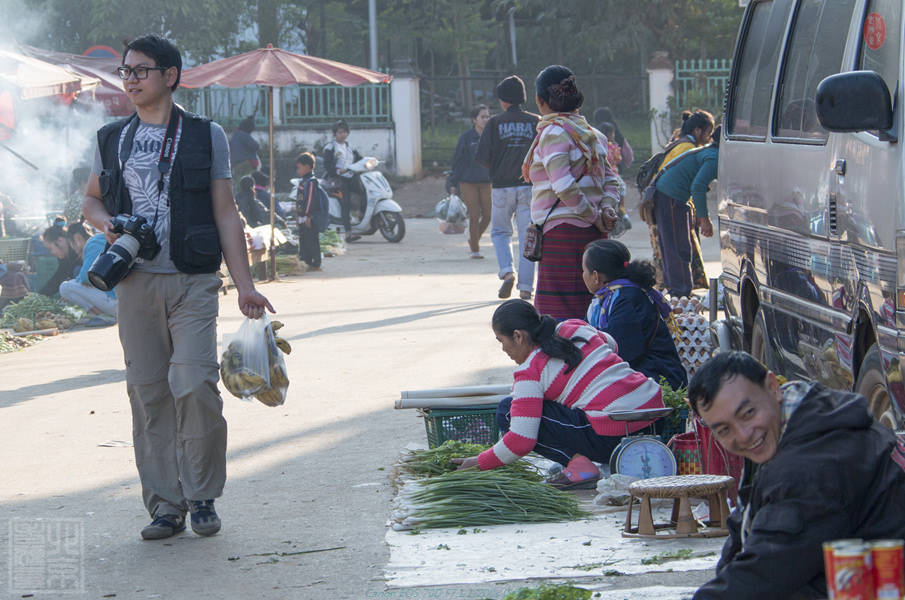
[[220, 319, 290, 407], [398, 441, 541, 479], [0, 331, 39, 353], [319, 229, 345, 255], [498, 584, 593, 600], [391, 469, 589, 530], [1, 293, 75, 331]]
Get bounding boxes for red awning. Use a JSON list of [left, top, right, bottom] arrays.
[[18, 45, 133, 116], [180, 46, 391, 89], [0, 49, 88, 100]]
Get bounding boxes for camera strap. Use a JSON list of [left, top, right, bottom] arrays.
[[156, 107, 182, 194], [117, 106, 181, 233], [118, 105, 181, 195]]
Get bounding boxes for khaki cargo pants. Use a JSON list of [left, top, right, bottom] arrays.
[[116, 271, 226, 518]]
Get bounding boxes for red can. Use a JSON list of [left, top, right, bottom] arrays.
[[870, 540, 904, 600], [826, 540, 867, 599], [830, 542, 875, 600]]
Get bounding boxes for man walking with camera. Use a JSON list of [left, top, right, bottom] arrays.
[[82, 34, 273, 540]]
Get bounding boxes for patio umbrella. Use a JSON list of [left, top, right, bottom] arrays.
[[18, 45, 133, 116], [0, 49, 94, 100], [181, 45, 390, 277]]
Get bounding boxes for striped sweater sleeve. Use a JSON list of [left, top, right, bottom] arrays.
[[477, 354, 546, 469]]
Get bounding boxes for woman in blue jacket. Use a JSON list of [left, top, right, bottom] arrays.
[[653, 125, 720, 298], [583, 239, 686, 389], [448, 105, 492, 258]]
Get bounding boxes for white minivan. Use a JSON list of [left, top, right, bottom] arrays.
[[718, 0, 904, 428]]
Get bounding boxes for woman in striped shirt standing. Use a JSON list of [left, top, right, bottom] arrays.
[[522, 65, 621, 320], [454, 300, 664, 488]]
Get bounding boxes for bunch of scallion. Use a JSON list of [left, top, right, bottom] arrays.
[[398, 441, 541, 479], [391, 469, 589, 530]]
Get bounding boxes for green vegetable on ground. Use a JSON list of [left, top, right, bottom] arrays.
[[1, 293, 63, 327], [391, 469, 589, 530], [502, 583, 593, 600], [640, 548, 699, 565], [398, 440, 541, 479]]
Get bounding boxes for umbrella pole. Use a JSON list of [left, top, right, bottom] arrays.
[[268, 85, 277, 281]]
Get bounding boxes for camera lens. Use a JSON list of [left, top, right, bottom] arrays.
[[87, 235, 141, 291]]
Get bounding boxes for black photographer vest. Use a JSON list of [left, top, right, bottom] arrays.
[[97, 106, 222, 274]]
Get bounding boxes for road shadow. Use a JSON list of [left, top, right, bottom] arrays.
[[0, 368, 125, 409], [291, 301, 497, 340]]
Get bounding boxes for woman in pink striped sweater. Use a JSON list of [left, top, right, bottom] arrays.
[[522, 65, 621, 320], [454, 299, 665, 488]]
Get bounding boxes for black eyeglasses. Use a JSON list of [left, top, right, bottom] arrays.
[[116, 65, 169, 81]]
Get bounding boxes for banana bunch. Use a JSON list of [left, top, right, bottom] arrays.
[[220, 342, 268, 398], [253, 320, 291, 407]]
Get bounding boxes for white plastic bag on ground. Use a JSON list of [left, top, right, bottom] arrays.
[[594, 473, 639, 506]]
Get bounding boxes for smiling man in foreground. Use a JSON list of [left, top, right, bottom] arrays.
[[690, 351, 905, 600]]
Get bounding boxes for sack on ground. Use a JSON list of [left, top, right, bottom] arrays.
[[220, 315, 290, 407]]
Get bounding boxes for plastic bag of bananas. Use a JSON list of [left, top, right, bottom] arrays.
[[220, 315, 291, 406]]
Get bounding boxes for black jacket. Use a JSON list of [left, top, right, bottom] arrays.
[[475, 106, 539, 188], [694, 383, 905, 599], [448, 128, 490, 188], [597, 286, 686, 389]]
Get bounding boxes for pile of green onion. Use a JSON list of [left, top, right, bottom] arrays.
[[392, 469, 589, 530], [398, 441, 541, 479]]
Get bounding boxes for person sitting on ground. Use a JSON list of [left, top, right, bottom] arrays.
[[250, 169, 287, 219], [0, 260, 29, 310], [39, 217, 81, 297], [58, 222, 117, 327], [583, 239, 685, 390], [453, 299, 664, 488], [235, 175, 267, 227], [690, 351, 905, 600]]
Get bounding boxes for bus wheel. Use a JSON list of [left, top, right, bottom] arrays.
[[855, 344, 896, 429], [750, 311, 773, 371]]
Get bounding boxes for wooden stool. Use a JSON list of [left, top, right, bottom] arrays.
[[623, 474, 734, 539]]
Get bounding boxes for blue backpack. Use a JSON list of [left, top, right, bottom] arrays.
[[302, 178, 331, 233]]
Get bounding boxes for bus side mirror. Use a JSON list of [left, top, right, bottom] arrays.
[[816, 71, 893, 133]]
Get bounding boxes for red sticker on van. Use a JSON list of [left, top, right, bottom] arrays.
[[864, 13, 886, 50]]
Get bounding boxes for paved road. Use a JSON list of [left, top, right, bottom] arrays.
[[0, 205, 720, 599]]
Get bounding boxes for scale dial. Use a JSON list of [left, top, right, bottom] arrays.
[[610, 435, 677, 479]]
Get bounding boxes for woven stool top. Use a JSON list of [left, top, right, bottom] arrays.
[[629, 474, 734, 498]]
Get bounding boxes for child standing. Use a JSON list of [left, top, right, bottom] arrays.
[[294, 152, 323, 271]]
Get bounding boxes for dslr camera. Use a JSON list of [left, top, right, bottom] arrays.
[[87, 214, 161, 291]]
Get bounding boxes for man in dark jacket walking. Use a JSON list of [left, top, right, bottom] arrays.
[[688, 351, 905, 599], [475, 75, 539, 300]]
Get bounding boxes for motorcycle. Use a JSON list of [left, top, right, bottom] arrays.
[[324, 157, 405, 243]]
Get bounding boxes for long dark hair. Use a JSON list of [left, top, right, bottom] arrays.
[[583, 239, 655, 289], [535, 65, 583, 113], [492, 299, 584, 371]]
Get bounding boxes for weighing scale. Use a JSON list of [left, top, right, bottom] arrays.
[[608, 407, 677, 479]]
